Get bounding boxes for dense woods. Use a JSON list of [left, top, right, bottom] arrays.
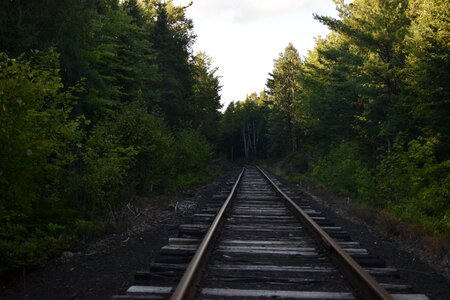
[[0, 0, 221, 274], [220, 0, 449, 236]]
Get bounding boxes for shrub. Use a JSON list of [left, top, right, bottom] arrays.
[[115, 102, 175, 194], [311, 141, 375, 203], [173, 128, 213, 189], [80, 121, 138, 210], [377, 137, 450, 234], [0, 51, 81, 273]]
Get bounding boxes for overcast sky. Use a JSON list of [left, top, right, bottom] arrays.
[[172, 0, 339, 109]]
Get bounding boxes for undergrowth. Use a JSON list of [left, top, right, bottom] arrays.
[[0, 158, 230, 281], [265, 147, 450, 265]]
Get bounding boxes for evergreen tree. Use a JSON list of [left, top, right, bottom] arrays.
[[191, 52, 222, 142], [83, 3, 158, 120], [149, 1, 195, 126], [315, 0, 411, 154], [299, 34, 361, 154], [0, 0, 98, 86], [123, 0, 145, 27], [405, 0, 450, 159], [266, 43, 303, 154]]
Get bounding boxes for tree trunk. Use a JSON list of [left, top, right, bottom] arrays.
[[247, 123, 251, 158], [253, 121, 257, 157], [387, 136, 392, 154], [287, 118, 293, 153], [243, 127, 248, 158], [291, 120, 297, 152]]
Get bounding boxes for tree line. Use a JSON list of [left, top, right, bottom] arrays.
[[0, 0, 221, 274], [220, 0, 449, 235]]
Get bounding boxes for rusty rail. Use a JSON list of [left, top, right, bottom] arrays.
[[256, 166, 394, 300], [170, 167, 245, 300]]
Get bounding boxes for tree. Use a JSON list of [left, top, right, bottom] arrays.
[[123, 0, 145, 27], [315, 0, 412, 154], [148, 1, 195, 126], [82, 3, 158, 121], [299, 34, 361, 154], [266, 43, 303, 154], [220, 102, 237, 160], [191, 51, 222, 142], [404, 0, 450, 159], [219, 92, 269, 160], [0, 51, 82, 271], [0, 0, 99, 86]]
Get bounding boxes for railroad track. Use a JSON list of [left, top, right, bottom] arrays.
[[113, 166, 429, 299]]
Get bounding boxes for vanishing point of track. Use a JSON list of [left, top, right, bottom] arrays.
[[114, 166, 429, 300]]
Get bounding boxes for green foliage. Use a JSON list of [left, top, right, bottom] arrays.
[[173, 128, 213, 189], [377, 137, 450, 233], [405, 0, 450, 147], [174, 128, 212, 173], [299, 34, 360, 153], [149, 2, 196, 126], [74, 219, 106, 241], [0, 0, 223, 276], [0, 223, 72, 273], [266, 43, 303, 154], [315, 0, 412, 156], [0, 51, 81, 272], [284, 152, 310, 174], [267, 109, 290, 157], [80, 122, 138, 208], [191, 52, 222, 142], [0, 50, 79, 216], [115, 102, 175, 194], [311, 141, 375, 203], [291, 0, 449, 235], [219, 92, 270, 160]]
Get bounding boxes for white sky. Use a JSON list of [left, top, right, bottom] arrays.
[[173, 0, 339, 108]]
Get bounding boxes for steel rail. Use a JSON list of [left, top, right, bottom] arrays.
[[170, 167, 245, 300], [256, 166, 394, 300]]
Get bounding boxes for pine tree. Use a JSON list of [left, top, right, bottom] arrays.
[[149, 2, 195, 126], [405, 0, 450, 158], [299, 34, 360, 153], [191, 52, 222, 142], [266, 43, 303, 154], [315, 0, 411, 154]]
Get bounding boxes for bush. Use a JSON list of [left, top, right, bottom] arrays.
[[0, 223, 72, 273], [173, 128, 213, 189], [115, 102, 175, 194], [79, 121, 138, 209], [311, 141, 375, 203], [0, 51, 81, 273], [378, 137, 450, 234], [284, 152, 310, 174]]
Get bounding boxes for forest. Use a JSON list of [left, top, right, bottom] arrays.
[[220, 0, 449, 239], [0, 0, 222, 275], [0, 0, 448, 277]]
